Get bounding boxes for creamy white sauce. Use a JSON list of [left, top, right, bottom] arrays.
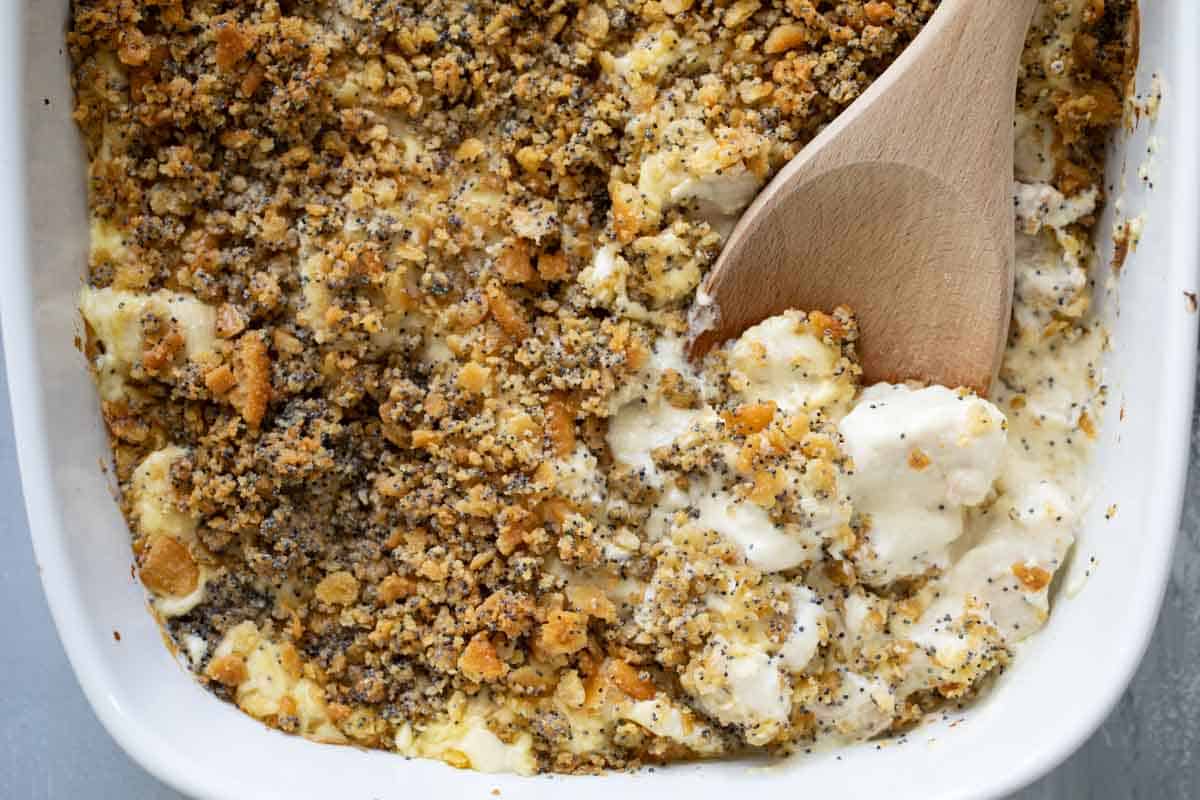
[[608, 401, 708, 484], [1014, 182, 1097, 236], [810, 671, 894, 743], [688, 635, 790, 744], [840, 384, 1007, 585], [554, 445, 608, 507], [779, 585, 824, 672], [690, 482, 817, 572], [607, 334, 714, 485]]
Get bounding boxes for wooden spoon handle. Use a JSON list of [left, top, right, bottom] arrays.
[[835, 0, 1040, 268], [860, 0, 1041, 177]]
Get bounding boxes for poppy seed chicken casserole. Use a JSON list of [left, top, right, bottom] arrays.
[[70, 0, 1137, 775]]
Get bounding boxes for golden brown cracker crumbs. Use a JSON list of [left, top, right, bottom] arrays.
[[315, 571, 360, 606], [1078, 411, 1098, 440], [1011, 563, 1053, 592], [608, 659, 657, 701], [537, 611, 589, 657], [206, 654, 249, 688], [906, 448, 932, 471], [230, 333, 271, 428], [459, 633, 509, 683]]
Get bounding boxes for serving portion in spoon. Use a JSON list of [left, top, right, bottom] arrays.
[[688, 0, 1039, 394]]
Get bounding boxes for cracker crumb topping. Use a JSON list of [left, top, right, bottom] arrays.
[[72, 0, 1136, 775]]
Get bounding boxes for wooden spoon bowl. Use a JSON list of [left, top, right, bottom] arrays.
[[689, 0, 1040, 394]]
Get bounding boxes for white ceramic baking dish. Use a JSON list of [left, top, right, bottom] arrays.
[[2, 1, 1196, 798]]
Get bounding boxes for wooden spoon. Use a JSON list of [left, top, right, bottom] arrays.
[[688, 0, 1039, 393]]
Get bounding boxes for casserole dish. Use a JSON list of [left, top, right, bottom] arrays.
[[3, 0, 1196, 797]]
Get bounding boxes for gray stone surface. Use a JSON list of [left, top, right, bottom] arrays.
[[1, 330, 1197, 800]]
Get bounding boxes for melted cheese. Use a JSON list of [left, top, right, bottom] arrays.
[[213, 622, 346, 745], [80, 287, 217, 401], [395, 696, 536, 776]]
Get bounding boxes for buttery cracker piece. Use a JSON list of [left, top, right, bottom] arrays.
[[230, 332, 271, 428], [609, 660, 656, 701], [204, 364, 236, 395], [315, 571, 360, 606], [206, 654, 248, 687], [215, 303, 248, 338], [459, 633, 508, 682], [1011, 563, 1052, 592], [537, 610, 588, 656], [139, 535, 199, 597], [536, 252, 569, 281], [764, 24, 807, 54], [497, 239, 536, 284], [377, 574, 416, 605], [486, 284, 531, 341], [545, 399, 576, 458]]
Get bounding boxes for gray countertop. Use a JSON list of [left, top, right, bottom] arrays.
[[2, 334, 1198, 800]]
